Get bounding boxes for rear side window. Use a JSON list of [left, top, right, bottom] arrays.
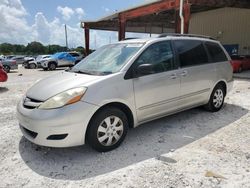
[[174, 40, 209, 67], [205, 42, 228, 62]]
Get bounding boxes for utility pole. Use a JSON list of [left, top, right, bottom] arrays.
[[64, 24, 68, 50]]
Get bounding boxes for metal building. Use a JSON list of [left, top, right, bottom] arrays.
[[81, 0, 250, 55], [190, 7, 250, 55]]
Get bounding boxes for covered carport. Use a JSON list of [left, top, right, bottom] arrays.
[[81, 0, 250, 54]]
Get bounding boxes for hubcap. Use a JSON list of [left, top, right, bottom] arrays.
[[213, 89, 224, 108], [97, 116, 124, 146]]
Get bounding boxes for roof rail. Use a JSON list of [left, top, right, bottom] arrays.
[[158, 33, 216, 40], [122, 38, 139, 41]]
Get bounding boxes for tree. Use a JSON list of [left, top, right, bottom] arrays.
[[25, 41, 46, 55], [0, 43, 13, 54]]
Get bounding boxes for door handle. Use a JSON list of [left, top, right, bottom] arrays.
[[180, 70, 188, 77], [170, 73, 177, 79]]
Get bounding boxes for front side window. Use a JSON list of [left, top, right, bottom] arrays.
[[133, 41, 174, 75], [205, 42, 228, 62], [174, 40, 209, 67]]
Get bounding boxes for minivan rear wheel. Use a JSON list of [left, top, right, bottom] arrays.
[[205, 84, 225, 112], [87, 107, 128, 152]]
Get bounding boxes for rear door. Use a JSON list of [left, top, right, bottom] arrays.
[[173, 39, 216, 108], [132, 40, 181, 123], [58, 53, 75, 66]]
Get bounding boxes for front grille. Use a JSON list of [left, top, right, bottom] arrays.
[[23, 97, 43, 109], [22, 126, 38, 139]]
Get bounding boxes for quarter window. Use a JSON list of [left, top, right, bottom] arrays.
[[134, 41, 174, 75], [205, 42, 228, 62], [174, 40, 209, 67]]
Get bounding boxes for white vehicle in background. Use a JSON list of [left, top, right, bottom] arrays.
[[22, 56, 35, 68], [24, 55, 51, 69]]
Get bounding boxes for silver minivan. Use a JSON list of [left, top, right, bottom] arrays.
[[17, 34, 233, 152]]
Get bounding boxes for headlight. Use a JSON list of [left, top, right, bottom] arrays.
[[38, 87, 87, 109]]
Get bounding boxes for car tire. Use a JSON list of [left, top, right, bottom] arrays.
[[48, 62, 56, 71], [204, 84, 225, 112], [43, 68, 48, 71], [29, 63, 36, 69], [3, 65, 10, 73], [87, 107, 128, 152]]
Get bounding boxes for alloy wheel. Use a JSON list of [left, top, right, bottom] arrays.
[[213, 89, 224, 108], [97, 116, 124, 146]]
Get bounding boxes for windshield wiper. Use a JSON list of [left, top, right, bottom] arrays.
[[100, 71, 112, 75], [74, 70, 94, 75]]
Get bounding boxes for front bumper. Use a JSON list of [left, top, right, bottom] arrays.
[[17, 100, 98, 147]]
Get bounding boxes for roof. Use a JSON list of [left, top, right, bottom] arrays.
[[116, 34, 218, 45], [81, 0, 250, 34]]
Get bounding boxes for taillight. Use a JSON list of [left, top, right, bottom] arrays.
[[11, 60, 16, 65]]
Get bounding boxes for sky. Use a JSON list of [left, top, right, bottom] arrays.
[[0, 0, 155, 49]]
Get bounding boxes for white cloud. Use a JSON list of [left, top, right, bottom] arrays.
[[0, 0, 155, 50], [75, 8, 85, 19], [0, 0, 33, 44], [31, 12, 84, 48], [57, 6, 74, 21]]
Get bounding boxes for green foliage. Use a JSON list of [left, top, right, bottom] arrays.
[[0, 42, 86, 55]]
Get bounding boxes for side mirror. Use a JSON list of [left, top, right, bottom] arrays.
[[136, 64, 153, 76]]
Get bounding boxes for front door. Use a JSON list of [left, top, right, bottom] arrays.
[[132, 41, 181, 123]]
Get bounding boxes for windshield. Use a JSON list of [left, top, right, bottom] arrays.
[[71, 43, 143, 75]]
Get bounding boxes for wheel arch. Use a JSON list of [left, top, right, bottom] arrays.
[[85, 102, 135, 143], [213, 80, 227, 95], [48, 61, 57, 66]]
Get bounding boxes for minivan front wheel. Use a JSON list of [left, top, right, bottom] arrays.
[[205, 85, 225, 112], [87, 107, 128, 152]]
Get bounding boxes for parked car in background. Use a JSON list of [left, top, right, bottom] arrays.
[[17, 34, 233, 152], [69, 51, 85, 64], [0, 63, 8, 82], [230, 55, 250, 73], [6, 55, 15, 59], [40, 52, 82, 70], [11, 56, 25, 65], [0, 57, 18, 73], [22, 57, 35, 68], [24, 55, 51, 69]]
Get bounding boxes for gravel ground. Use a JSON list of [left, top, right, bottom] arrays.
[[0, 67, 249, 188]]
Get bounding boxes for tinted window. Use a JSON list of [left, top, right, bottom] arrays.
[[174, 40, 209, 67], [133, 41, 174, 75], [205, 42, 228, 62], [70, 53, 79, 57]]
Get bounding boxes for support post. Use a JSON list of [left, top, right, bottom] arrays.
[[175, 0, 181, 33], [84, 24, 90, 55], [183, 3, 191, 34], [175, 9, 181, 33], [118, 14, 126, 41]]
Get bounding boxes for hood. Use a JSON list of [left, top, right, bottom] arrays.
[[26, 71, 101, 101], [37, 57, 51, 63]]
